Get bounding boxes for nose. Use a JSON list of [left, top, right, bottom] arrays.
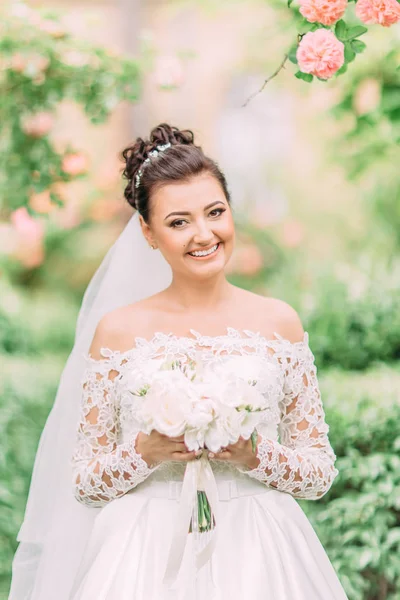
[[192, 220, 215, 245]]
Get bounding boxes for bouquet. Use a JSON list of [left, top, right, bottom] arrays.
[[122, 352, 275, 534]]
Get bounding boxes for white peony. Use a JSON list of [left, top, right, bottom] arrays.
[[136, 370, 197, 437], [220, 376, 267, 411], [184, 396, 219, 451], [200, 400, 240, 452]]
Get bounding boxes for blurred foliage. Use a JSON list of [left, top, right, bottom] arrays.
[[330, 47, 400, 254], [0, 278, 78, 356], [331, 48, 400, 179], [0, 1, 147, 217], [301, 265, 400, 371], [300, 399, 400, 600], [266, 254, 400, 370]]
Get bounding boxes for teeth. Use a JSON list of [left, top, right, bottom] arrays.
[[189, 244, 218, 257]]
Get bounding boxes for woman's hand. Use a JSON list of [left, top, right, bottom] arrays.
[[207, 433, 261, 470], [135, 431, 202, 468]]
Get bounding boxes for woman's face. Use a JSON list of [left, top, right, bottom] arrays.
[[140, 172, 235, 278]]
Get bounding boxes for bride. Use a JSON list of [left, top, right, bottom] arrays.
[[8, 123, 349, 599]]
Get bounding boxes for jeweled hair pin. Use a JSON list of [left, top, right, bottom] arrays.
[[135, 142, 172, 189]]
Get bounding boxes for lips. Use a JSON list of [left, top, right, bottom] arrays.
[[187, 243, 220, 255]]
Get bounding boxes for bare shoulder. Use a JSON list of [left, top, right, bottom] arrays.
[[87, 302, 147, 359], [247, 291, 306, 344]]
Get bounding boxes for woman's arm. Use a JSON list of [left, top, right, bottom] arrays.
[[237, 312, 339, 500], [70, 316, 160, 508]]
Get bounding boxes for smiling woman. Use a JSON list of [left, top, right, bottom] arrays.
[[119, 124, 236, 284], [9, 122, 348, 600]]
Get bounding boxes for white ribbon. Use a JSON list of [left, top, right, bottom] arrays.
[[162, 455, 219, 588]]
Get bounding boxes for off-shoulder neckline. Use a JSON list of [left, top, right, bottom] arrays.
[[84, 326, 310, 363]]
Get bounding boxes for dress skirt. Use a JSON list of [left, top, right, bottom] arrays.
[[69, 475, 348, 600]]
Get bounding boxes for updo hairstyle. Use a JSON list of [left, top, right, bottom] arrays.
[[120, 123, 231, 223]]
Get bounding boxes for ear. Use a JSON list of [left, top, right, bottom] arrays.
[[139, 214, 156, 249]]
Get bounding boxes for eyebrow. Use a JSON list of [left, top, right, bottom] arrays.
[[164, 200, 225, 221]]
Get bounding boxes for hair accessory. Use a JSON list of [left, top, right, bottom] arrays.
[[135, 142, 172, 189]]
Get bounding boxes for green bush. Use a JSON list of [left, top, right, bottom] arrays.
[[299, 397, 400, 600], [306, 274, 400, 370], [268, 257, 400, 370], [0, 278, 78, 355], [0, 354, 67, 594]]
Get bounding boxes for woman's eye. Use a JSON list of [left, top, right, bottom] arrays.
[[170, 219, 186, 228], [209, 208, 225, 217], [170, 208, 225, 228]]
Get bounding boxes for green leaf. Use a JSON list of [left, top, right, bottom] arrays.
[[335, 20, 348, 41], [344, 42, 356, 63], [336, 63, 348, 76], [351, 39, 367, 53], [346, 25, 368, 40], [288, 43, 298, 65], [295, 71, 314, 82], [297, 19, 320, 34], [288, 0, 294, 6]]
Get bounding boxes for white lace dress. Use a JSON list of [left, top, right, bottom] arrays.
[[68, 328, 348, 600]]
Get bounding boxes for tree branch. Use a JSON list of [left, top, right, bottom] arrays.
[[242, 52, 290, 108]]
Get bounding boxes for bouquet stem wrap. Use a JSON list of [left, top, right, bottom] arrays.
[[162, 455, 219, 588]]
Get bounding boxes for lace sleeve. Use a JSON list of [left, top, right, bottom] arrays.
[[70, 352, 160, 508], [237, 333, 339, 500]]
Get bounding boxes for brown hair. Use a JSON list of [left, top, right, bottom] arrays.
[[120, 123, 232, 222]]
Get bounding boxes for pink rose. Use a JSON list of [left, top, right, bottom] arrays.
[[29, 190, 55, 214], [356, 0, 400, 27], [61, 153, 89, 176], [299, 0, 348, 25], [297, 29, 345, 80], [10, 207, 45, 268], [21, 111, 54, 137], [154, 55, 185, 88], [10, 53, 27, 73]]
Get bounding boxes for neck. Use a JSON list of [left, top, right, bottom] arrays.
[[163, 275, 235, 312]]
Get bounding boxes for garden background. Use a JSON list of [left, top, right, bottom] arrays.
[[1, 0, 400, 598]]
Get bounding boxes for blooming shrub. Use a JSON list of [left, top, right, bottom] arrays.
[[0, 3, 145, 219], [288, 0, 400, 82]]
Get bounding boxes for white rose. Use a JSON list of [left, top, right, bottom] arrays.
[[137, 371, 196, 437], [220, 377, 267, 411], [237, 409, 266, 439], [204, 402, 243, 453], [184, 396, 219, 451]]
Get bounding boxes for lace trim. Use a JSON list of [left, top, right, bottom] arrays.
[[235, 339, 339, 500], [83, 327, 310, 365], [237, 436, 339, 500], [70, 361, 160, 507]]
